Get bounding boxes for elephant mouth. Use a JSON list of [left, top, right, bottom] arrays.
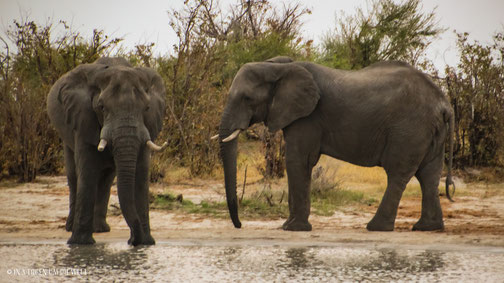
[[218, 116, 263, 142]]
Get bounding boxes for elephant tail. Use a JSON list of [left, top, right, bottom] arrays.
[[445, 108, 455, 202]]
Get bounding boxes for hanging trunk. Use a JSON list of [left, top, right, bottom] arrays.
[[219, 128, 241, 228], [113, 137, 144, 245]]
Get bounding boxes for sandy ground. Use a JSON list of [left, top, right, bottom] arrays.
[[0, 174, 503, 249]]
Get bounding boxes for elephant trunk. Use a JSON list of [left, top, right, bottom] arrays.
[[219, 128, 242, 228], [113, 136, 144, 245]]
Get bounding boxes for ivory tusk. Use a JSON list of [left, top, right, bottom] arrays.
[[222, 129, 241, 142], [97, 139, 107, 152], [146, 140, 168, 152], [210, 134, 219, 140]]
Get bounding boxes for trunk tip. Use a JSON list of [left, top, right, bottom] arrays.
[[233, 220, 242, 229]]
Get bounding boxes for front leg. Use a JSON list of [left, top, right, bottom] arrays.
[[133, 147, 155, 245], [93, 168, 115, 233], [64, 146, 77, 232], [67, 143, 103, 245], [282, 122, 321, 231]]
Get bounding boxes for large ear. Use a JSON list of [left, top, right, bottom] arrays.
[[265, 63, 320, 132], [57, 63, 105, 145], [135, 67, 166, 140]]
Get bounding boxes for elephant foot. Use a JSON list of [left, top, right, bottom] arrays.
[[282, 218, 312, 231], [366, 215, 395, 231], [281, 217, 294, 230], [128, 233, 155, 246], [93, 220, 111, 233], [67, 233, 95, 245], [143, 234, 156, 245], [412, 219, 444, 231], [128, 234, 155, 246], [65, 218, 73, 232]]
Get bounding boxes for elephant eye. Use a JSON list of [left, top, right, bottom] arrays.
[[145, 105, 150, 112], [243, 95, 253, 103], [97, 101, 105, 112]]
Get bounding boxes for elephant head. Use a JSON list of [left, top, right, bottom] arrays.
[[217, 58, 320, 228], [56, 58, 166, 240]]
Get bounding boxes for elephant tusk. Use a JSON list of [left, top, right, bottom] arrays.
[[222, 129, 241, 142], [210, 134, 219, 140], [146, 140, 168, 152], [97, 139, 107, 152]]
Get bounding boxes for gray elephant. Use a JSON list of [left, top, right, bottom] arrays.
[[217, 57, 454, 232], [47, 57, 166, 245]]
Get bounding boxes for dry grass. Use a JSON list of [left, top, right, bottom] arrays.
[[316, 155, 436, 199], [159, 141, 487, 204], [162, 165, 191, 183]]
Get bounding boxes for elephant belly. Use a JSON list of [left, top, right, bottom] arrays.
[[320, 131, 385, 167]]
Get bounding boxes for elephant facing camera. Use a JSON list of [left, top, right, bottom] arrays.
[[47, 57, 167, 245]]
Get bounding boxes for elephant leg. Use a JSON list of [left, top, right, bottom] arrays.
[[412, 155, 444, 231], [282, 160, 314, 231], [282, 182, 295, 229], [132, 148, 155, 245], [67, 147, 101, 245], [93, 168, 114, 233], [282, 124, 321, 231], [367, 135, 427, 231], [367, 170, 414, 231], [64, 146, 77, 232]]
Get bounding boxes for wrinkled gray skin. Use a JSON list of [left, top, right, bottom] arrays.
[[219, 56, 454, 232], [47, 57, 166, 245]]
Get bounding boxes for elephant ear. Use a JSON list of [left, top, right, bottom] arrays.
[[57, 63, 105, 146], [135, 67, 166, 140], [265, 63, 320, 132]]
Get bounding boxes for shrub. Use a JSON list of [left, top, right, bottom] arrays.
[[0, 20, 121, 181]]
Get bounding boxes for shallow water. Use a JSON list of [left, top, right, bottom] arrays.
[[1, 242, 503, 282]]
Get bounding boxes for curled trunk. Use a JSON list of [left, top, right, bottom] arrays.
[[219, 129, 241, 228]]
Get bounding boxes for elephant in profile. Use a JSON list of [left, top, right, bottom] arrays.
[[47, 57, 166, 245], [216, 57, 454, 232]]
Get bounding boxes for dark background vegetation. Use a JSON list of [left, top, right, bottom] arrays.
[[1, 0, 503, 183]]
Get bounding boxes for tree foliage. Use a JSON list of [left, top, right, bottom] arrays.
[[0, 20, 122, 181], [2, 0, 504, 182], [318, 0, 443, 69], [157, 0, 311, 177], [444, 32, 504, 167]]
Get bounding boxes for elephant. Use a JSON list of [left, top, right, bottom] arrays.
[[216, 56, 454, 232], [47, 57, 166, 245]]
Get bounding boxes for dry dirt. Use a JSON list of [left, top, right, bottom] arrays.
[[1, 174, 503, 249]]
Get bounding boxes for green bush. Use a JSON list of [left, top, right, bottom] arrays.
[[0, 20, 121, 181]]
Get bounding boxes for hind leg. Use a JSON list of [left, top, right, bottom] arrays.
[[413, 155, 444, 231], [366, 171, 413, 231], [367, 140, 423, 231]]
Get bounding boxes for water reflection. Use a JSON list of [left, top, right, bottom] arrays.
[[359, 249, 444, 272], [0, 243, 502, 282], [342, 249, 446, 281], [52, 244, 149, 275], [285, 248, 310, 270]]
